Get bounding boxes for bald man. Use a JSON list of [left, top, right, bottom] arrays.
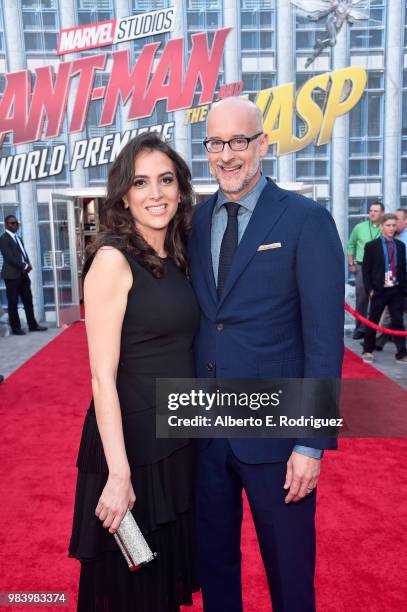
[[188, 98, 344, 612]]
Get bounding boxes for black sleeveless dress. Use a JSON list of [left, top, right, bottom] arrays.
[[68, 251, 200, 612]]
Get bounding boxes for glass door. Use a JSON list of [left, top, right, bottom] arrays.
[[48, 194, 81, 327]]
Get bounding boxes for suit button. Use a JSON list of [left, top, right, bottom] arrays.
[[216, 323, 223, 331], [206, 362, 215, 372]]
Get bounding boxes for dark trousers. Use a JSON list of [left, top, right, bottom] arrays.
[[363, 286, 406, 357], [4, 275, 37, 331], [196, 439, 316, 612], [355, 263, 369, 331]]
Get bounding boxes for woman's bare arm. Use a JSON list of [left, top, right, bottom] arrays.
[[84, 247, 136, 532]]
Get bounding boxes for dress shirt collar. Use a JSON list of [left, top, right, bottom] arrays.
[[215, 174, 268, 213], [5, 229, 18, 240], [380, 234, 395, 245]]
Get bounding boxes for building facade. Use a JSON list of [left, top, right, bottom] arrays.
[[0, 0, 406, 321]]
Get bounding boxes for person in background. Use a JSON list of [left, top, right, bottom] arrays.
[[347, 201, 383, 339], [396, 208, 407, 258], [0, 215, 47, 335], [376, 208, 407, 349], [362, 213, 407, 364], [396, 208, 407, 314]]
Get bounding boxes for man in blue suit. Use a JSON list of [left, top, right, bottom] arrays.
[[189, 97, 344, 612]]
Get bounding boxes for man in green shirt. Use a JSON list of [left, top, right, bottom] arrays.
[[347, 201, 384, 339]]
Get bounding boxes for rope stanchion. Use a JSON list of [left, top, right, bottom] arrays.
[[344, 303, 407, 336]]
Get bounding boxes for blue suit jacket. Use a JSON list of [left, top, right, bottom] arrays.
[[188, 178, 344, 463]]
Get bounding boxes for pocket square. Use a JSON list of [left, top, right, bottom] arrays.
[[257, 242, 282, 251]]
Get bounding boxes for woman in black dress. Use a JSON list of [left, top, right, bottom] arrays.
[[69, 133, 200, 611]]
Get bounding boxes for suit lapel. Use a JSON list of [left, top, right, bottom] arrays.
[[196, 194, 218, 306], [7, 233, 18, 253], [218, 179, 288, 308], [10, 233, 24, 259], [396, 239, 405, 278]]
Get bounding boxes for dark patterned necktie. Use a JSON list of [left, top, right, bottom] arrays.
[[217, 201, 241, 297]]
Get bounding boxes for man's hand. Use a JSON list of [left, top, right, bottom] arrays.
[[348, 255, 356, 274], [283, 451, 321, 504]]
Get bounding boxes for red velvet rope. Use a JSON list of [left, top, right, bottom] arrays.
[[345, 303, 407, 336]]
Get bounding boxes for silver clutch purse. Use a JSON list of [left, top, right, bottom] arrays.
[[114, 509, 157, 571]]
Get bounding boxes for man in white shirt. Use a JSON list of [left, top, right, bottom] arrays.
[[0, 215, 47, 335]]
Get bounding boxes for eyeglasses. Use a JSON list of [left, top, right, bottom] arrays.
[[203, 132, 264, 153]]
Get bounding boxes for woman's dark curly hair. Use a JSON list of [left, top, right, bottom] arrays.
[[87, 132, 194, 277]]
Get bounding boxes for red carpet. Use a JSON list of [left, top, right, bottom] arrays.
[[0, 324, 406, 611]]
